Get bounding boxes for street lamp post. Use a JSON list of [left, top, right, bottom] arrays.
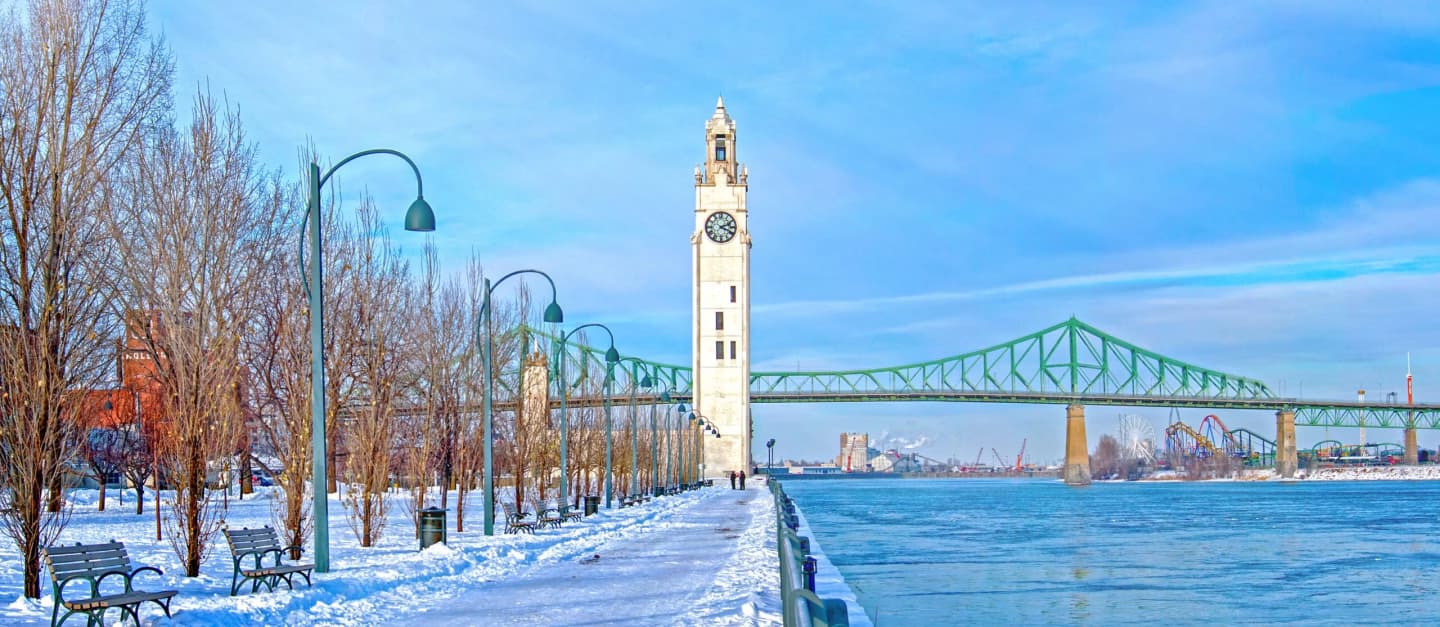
[[767, 438, 776, 476], [671, 403, 686, 489], [625, 360, 641, 498], [479, 270, 563, 536], [554, 324, 619, 513], [305, 149, 435, 573], [637, 369, 671, 497]]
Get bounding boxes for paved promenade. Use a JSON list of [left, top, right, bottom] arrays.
[[406, 486, 779, 626]]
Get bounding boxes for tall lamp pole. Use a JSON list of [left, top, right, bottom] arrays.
[[625, 359, 641, 498], [554, 324, 619, 512], [636, 367, 671, 496], [671, 403, 687, 489], [479, 270, 563, 536], [305, 149, 435, 573], [767, 438, 776, 476]]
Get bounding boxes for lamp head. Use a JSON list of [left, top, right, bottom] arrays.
[[404, 197, 436, 232], [767, 438, 776, 448], [640, 374, 654, 388], [103, 400, 114, 411], [604, 346, 620, 363], [542, 301, 564, 324], [660, 390, 671, 402], [677, 402, 688, 414]]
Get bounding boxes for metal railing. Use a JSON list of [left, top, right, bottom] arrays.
[[769, 479, 850, 627]]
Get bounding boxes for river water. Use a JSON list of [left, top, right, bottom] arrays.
[[782, 478, 1439, 625]]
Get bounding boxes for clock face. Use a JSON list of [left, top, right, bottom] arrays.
[[705, 212, 737, 243]]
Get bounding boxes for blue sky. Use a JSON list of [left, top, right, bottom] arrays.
[[152, 1, 1440, 462]]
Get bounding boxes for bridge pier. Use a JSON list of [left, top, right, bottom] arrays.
[[1063, 404, 1090, 486], [1275, 409, 1297, 478], [1404, 426, 1418, 465]]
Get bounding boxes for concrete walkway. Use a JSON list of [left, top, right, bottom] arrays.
[[404, 486, 776, 626]]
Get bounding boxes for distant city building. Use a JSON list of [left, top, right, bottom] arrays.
[[786, 464, 842, 475], [870, 450, 923, 473], [838, 432, 870, 472]]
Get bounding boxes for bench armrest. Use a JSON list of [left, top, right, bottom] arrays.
[[282, 545, 306, 558], [54, 573, 104, 600], [233, 548, 285, 570], [128, 565, 164, 586]]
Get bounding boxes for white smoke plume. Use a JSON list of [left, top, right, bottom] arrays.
[[873, 431, 931, 452]]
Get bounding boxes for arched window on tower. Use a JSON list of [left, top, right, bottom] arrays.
[[714, 136, 727, 162]]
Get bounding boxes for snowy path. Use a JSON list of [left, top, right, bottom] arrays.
[[406, 486, 781, 626], [1, 485, 784, 626]]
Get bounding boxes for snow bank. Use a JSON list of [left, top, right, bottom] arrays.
[[789, 493, 873, 627], [0, 486, 760, 625], [1299, 465, 1440, 481]]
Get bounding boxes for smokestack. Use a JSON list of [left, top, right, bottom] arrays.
[[1408, 353, 1414, 405]]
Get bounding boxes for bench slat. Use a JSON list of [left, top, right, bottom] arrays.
[[47, 553, 130, 567], [50, 559, 132, 576], [45, 542, 125, 557], [64, 589, 177, 611]]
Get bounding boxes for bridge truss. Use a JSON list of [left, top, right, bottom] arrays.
[[531, 318, 1440, 429]]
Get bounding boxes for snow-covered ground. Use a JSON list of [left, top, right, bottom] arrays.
[[1, 485, 784, 625], [1299, 465, 1440, 481], [1141, 465, 1440, 482]]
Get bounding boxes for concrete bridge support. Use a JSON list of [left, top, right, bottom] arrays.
[[1275, 409, 1297, 478], [1063, 404, 1090, 486], [1404, 426, 1418, 465]]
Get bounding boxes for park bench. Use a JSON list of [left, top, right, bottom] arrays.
[[555, 501, 583, 523], [534, 503, 562, 530], [222, 525, 314, 596], [501, 502, 536, 534], [42, 541, 177, 627]]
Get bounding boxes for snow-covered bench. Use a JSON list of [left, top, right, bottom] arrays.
[[43, 540, 177, 627], [500, 502, 536, 534], [222, 525, 314, 596]]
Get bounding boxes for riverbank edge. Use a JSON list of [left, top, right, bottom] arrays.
[[788, 496, 875, 626]]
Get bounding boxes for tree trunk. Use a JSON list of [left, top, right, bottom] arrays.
[[98, 480, 108, 512], [239, 450, 254, 496], [134, 482, 145, 515]]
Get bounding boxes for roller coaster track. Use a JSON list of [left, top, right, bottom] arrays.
[[1165, 421, 1223, 458]]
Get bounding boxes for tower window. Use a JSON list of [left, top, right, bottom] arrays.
[[715, 136, 727, 162], [730, 341, 736, 359], [715, 341, 724, 360], [730, 286, 736, 303], [715, 311, 724, 330]]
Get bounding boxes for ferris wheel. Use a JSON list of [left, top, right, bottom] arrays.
[[1118, 414, 1157, 462]]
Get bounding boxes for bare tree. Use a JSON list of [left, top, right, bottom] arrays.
[[107, 91, 284, 576], [1091, 435, 1121, 480], [338, 200, 409, 548], [0, 0, 171, 598]]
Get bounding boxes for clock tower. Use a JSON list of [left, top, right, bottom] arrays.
[[693, 97, 751, 479]]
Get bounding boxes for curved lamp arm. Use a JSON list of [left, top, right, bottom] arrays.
[[299, 148, 432, 291], [319, 148, 425, 195]]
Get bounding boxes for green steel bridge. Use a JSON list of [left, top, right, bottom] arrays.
[[533, 317, 1440, 430]]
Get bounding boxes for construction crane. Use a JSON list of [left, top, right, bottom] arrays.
[[971, 447, 983, 471], [1014, 438, 1027, 471], [991, 448, 1006, 467]]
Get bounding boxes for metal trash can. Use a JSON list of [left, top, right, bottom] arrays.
[[419, 507, 446, 550], [583, 495, 601, 516], [653, 486, 665, 498]]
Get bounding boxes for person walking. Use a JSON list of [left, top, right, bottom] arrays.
[[739, 470, 747, 489], [728, 471, 737, 490]]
